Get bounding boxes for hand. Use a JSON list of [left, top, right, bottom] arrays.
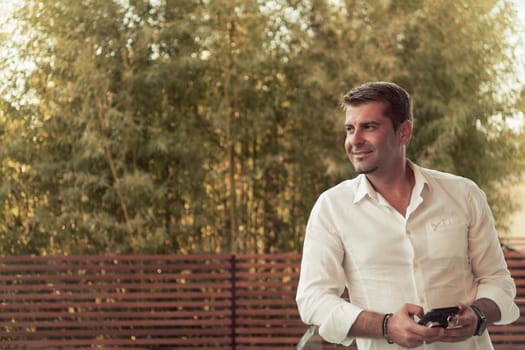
[[387, 304, 444, 348], [438, 303, 478, 342]]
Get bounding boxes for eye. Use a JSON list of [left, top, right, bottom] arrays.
[[345, 125, 354, 133], [363, 122, 379, 130]]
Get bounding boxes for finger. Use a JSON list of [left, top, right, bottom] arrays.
[[414, 324, 444, 339], [421, 328, 445, 344], [401, 330, 427, 348], [457, 303, 468, 310], [454, 307, 477, 329], [403, 303, 425, 319], [439, 326, 472, 343]]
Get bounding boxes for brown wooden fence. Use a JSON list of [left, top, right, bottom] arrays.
[[0, 252, 523, 349]]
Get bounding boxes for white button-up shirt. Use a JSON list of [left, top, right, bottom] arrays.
[[296, 163, 519, 350]]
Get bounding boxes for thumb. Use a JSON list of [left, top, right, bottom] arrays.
[[403, 303, 425, 319]]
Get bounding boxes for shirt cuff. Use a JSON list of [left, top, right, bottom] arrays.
[[318, 302, 363, 346], [477, 283, 520, 324]]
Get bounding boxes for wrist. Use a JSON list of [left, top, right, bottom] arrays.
[[382, 313, 394, 344]]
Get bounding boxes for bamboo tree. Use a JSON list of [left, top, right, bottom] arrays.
[[0, 0, 522, 254]]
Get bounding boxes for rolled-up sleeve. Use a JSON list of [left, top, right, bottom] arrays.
[[467, 183, 520, 324], [296, 194, 362, 345]]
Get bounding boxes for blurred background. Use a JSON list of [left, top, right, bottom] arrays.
[[0, 0, 524, 256]]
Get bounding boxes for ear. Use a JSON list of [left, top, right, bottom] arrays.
[[398, 120, 412, 146]]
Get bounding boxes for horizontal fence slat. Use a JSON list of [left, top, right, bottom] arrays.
[[0, 291, 232, 301], [0, 281, 232, 293]]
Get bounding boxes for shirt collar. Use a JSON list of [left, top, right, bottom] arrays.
[[352, 161, 430, 204], [409, 161, 430, 194], [353, 174, 377, 204]]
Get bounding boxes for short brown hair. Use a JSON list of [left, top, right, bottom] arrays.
[[343, 82, 412, 131]]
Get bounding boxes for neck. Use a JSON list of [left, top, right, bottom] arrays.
[[366, 161, 412, 189], [366, 162, 415, 216]]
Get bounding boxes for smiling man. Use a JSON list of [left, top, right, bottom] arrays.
[[296, 82, 519, 349]]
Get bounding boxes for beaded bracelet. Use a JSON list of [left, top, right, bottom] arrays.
[[382, 313, 394, 344]]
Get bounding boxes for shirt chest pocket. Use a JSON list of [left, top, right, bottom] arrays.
[[426, 221, 468, 259]]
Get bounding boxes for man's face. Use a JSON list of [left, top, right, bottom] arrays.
[[344, 101, 410, 176]]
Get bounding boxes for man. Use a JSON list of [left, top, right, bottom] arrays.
[[296, 82, 519, 349]]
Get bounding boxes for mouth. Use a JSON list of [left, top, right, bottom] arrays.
[[351, 149, 373, 158], [352, 150, 372, 155]]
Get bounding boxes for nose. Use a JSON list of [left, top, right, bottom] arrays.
[[346, 129, 364, 147]]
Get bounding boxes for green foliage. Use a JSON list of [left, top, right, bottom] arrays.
[[0, 0, 523, 254]]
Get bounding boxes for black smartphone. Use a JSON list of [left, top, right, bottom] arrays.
[[417, 306, 461, 328]]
